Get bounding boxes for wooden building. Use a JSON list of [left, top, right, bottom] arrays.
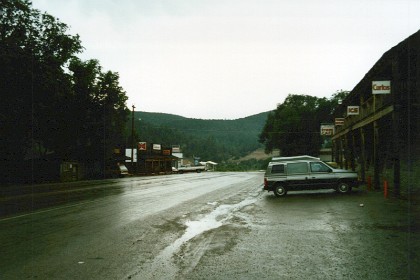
[[332, 30, 420, 195], [136, 144, 177, 175]]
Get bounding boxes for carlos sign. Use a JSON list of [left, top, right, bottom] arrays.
[[372, 81, 391, 94]]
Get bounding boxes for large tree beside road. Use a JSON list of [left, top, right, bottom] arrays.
[[0, 0, 129, 183]]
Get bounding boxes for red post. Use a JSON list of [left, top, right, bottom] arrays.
[[384, 180, 388, 199], [367, 176, 372, 191]]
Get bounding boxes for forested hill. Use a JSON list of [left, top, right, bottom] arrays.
[[130, 111, 271, 162]]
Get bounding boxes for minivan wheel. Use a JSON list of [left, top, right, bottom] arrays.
[[336, 182, 352, 194], [274, 185, 287, 197]]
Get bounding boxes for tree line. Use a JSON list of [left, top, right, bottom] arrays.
[[1, 0, 129, 183]]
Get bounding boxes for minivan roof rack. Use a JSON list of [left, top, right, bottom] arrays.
[[271, 155, 320, 162]]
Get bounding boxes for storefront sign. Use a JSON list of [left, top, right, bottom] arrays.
[[372, 81, 391, 94], [347, 106, 360, 115], [125, 149, 137, 162], [138, 142, 147, 150], [320, 124, 335, 136], [335, 118, 345, 126]]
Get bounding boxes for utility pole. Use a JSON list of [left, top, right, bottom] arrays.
[[131, 104, 136, 168]]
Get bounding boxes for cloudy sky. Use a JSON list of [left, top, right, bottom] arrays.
[[32, 0, 420, 119]]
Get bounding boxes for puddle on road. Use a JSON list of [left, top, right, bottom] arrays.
[[178, 196, 257, 249], [145, 196, 258, 279]]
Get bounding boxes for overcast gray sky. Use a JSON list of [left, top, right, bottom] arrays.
[[32, 0, 420, 119]]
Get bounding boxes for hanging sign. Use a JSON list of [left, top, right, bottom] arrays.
[[153, 144, 161, 150], [320, 124, 335, 136], [372, 81, 391, 94], [335, 118, 345, 126], [347, 106, 360, 115]]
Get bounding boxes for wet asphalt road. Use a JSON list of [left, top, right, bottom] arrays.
[[0, 172, 419, 279]]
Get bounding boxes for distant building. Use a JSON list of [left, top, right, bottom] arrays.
[[172, 152, 184, 169], [128, 143, 177, 175]]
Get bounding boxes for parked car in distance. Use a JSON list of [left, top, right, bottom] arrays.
[[264, 155, 361, 197], [118, 164, 130, 177]]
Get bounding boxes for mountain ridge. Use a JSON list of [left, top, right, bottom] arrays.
[[129, 110, 272, 162], [135, 110, 272, 124]]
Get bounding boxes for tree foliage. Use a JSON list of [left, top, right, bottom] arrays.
[[1, 0, 81, 161], [259, 92, 348, 157], [67, 58, 129, 163], [1, 1, 129, 183]]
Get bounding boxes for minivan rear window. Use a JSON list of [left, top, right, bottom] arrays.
[[271, 164, 285, 174]]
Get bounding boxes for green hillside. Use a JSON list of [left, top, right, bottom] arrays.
[[128, 111, 271, 163]]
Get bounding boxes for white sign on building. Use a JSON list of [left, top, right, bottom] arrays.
[[125, 149, 137, 162], [320, 124, 335, 136], [372, 81, 391, 94], [347, 106, 360, 115], [153, 144, 161, 150], [172, 145, 181, 153]]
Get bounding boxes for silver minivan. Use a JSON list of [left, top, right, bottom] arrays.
[[263, 156, 361, 197]]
